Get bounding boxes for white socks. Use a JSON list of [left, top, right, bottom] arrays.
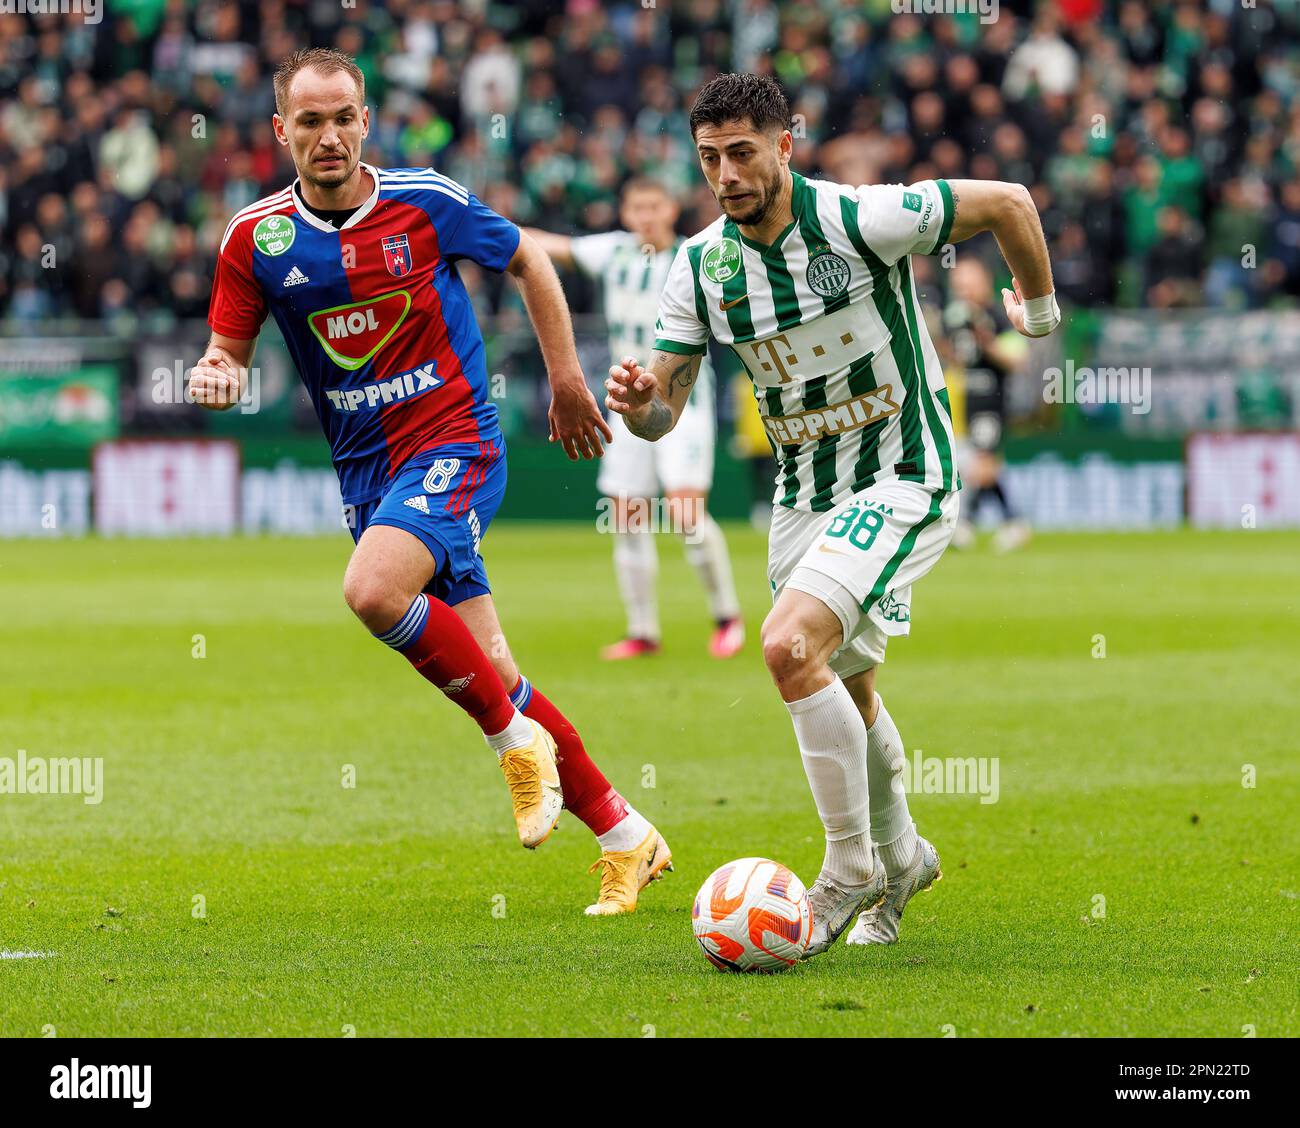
[[485, 710, 536, 758], [786, 679, 875, 886], [613, 529, 659, 640], [867, 694, 920, 876], [682, 515, 741, 622], [597, 805, 652, 852]]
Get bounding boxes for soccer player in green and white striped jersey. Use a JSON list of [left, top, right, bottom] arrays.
[[605, 74, 1060, 957], [526, 179, 744, 662]]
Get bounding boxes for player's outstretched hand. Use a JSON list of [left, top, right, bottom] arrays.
[[187, 352, 243, 410], [548, 372, 613, 461], [605, 356, 659, 417]]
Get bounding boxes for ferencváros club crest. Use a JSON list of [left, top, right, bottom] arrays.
[[806, 250, 850, 298], [382, 234, 413, 277]]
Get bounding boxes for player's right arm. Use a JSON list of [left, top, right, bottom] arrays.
[[188, 333, 256, 410], [192, 209, 270, 409], [604, 350, 703, 441], [941, 179, 1057, 338], [858, 179, 1058, 338]]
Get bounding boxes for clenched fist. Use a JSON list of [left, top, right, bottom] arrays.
[[605, 356, 660, 416], [187, 351, 243, 410]]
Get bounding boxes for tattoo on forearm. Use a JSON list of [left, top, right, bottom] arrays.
[[664, 356, 698, 401], [626, 399, 673, 441]]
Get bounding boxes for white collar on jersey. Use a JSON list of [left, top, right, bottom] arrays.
[[292, 162, 382, 233]]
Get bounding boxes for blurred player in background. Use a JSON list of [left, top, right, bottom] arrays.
[[945, 259, 1032, 551], [607, 74, 1059, 958], [525, 180, 744, 660], [189, 49, 671, 916]]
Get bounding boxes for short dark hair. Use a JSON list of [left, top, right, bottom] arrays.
[[689, 73, 791, 138], [274, 48, 365, 117]]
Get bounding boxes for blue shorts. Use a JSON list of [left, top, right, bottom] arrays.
[[348, 440, 507, 606]]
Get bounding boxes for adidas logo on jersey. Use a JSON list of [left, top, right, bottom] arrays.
[[324, 362, 441, 413], [403, 495, 430, 514], [283, 266, 310, 287]]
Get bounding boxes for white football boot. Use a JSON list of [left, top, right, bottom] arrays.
[[802, 845, 887, 959], [846, 836, 941, 945]]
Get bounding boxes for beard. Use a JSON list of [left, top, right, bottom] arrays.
[[721, 171, 780, 227], [301, 151, 357, 190]]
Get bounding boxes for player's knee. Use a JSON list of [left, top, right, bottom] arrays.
[[760, 611, 813, 683], [343, 570, 410, 633]]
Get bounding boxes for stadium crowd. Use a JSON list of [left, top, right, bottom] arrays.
[[0, 0, 1295, 329]]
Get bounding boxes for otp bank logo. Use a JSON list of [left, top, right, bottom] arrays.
[[308, 290, 411, 370]]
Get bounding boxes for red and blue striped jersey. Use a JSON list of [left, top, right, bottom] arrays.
[[208, 164, 519, 504]]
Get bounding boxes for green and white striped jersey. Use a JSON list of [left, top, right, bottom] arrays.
[[571, 231, 714, 416], [653, 172, 958, 510]]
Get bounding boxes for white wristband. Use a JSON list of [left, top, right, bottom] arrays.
[[1021, 291, 1061, 337]]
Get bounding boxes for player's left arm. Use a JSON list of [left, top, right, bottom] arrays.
[[942, 179, 1059, 338], [506, 231, 613, 461]]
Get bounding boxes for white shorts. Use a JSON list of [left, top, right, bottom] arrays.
[[767, 481, 960, 678], [597, 406, 715, 498]]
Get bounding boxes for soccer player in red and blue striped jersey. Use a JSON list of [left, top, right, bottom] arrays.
[[189, 49, 671, 915]]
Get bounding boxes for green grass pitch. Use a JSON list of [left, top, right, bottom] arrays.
[[1, 525, 1296, 1037]]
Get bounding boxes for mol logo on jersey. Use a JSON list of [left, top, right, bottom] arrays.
[[324, 361, 441, 413], [308, 290, 412, 370]]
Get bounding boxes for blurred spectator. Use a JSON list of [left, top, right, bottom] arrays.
[[1003, 9, 1080, 100], [99, 108, 161, 200], [1145, 206, 1202, 308], [1204, 179, 1270, 308]]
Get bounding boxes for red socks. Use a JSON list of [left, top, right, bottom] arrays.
[[375, 594, 514, 736], [512, 677, 628, 835], [375, 596, 629, 835]]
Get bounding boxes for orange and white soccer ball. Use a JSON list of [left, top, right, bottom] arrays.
[[692, 857, 812, 972]]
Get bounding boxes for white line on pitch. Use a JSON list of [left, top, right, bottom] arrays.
[[0, 950, 55, 959]]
